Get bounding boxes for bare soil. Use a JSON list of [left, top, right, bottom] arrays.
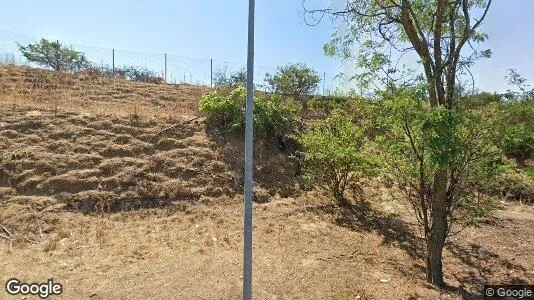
[[0, 65, 532, 299]]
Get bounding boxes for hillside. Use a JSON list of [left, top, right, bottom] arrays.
[[0, 64, 207, 117], [1, 64, 533, 299]]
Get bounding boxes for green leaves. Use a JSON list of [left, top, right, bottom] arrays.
[[319, 0, 493, 97], [421, 108, 462, 167], [299, 112, 377, 201], [323, 40, 338, 57], [17, 38, 88, 72], [499, 99, 534, 159], [375, 87, 504, 231], [456, 196, 496, 227], [199, 87, 297, 139], [199, 87, 246, 131], [264, 63, 320, 96]]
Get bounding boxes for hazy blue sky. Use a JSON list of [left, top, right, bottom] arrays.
[[0, 0, 532, 92]]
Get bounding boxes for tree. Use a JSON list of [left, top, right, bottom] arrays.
[[18, 39, 88, 72], [375, 87, 501, 282], [265, 63, 320, 95], [505, 69, 534, 100], [304, 0, 493, 286]]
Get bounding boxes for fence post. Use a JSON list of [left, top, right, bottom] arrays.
[[323, 72, 325, 95], [112, 49, 115, 76], [210, 58, 213, 87], [164, 53, 167, 82]]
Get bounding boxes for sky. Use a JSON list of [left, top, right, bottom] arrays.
[[0, 0, 532, 93]]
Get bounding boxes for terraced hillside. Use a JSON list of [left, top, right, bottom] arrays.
[[0, 108, 302, 212], [0, 64, 207, 117]]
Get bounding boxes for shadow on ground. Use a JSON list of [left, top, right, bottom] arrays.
[[305, 200, 425, 259], [447, 241, 530, 287]]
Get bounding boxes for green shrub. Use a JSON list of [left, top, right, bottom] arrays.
[[264, 63, 320, 96], [200, 87, 245, 133], [254, 93, 298, 138], [499, 99, 534, 159], [298, 112, 377, 204], [486, 167, 534, 203], [199, 87, 298, 138], [84, 64, 162, 83], [459, 92, 502, 109], [309, 96, 349, 113]]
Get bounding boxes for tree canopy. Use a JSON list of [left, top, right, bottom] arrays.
[[305, 0, 492, 107], [265, 63, 320, 95], [18, 38, 88, 72]]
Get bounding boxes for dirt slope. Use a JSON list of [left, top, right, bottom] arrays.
[[0, 64, 532, 299], [0, 64, 207, 117]]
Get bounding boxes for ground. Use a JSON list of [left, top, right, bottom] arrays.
[[0, 65, 532, 299]]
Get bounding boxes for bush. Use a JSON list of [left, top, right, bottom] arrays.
[[122, 66, 161, 83], [486, 168, 534, 203], [199, 87, 298, 138], [213, 68, 248, 89], [298, 112, 377, 204], [459, 92, 502, 109], [265, 63, 320, 96], [82, 64, 162, 84], [309, 96, 349, 113], [499, 99, 534, 159], [200, 87, 245, 133]]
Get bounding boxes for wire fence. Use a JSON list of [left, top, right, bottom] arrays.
[[0, 29, 340, 95]]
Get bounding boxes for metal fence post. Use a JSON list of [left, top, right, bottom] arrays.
[[112, 49, 115, 76], [210, 58, 213, 87], [323, 72, 325, 95], [164, 53, 167, 82]]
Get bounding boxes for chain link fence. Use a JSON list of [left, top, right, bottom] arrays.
[[0, 29, 340, 95]]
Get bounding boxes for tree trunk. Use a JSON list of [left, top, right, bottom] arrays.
[[426, 168, 448, 286]]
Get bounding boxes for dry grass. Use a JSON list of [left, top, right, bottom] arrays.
[[0, 64, 208, 118], [1, 64, 533, 299]]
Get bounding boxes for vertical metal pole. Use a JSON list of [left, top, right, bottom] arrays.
[[210, 58, 213, 87], [323, 72, 325, 95], [243, 0, 255, 299], [112, 49, 115, 76], [164, 53, 167, 82]]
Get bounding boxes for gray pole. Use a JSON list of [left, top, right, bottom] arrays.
[[112, 49, 115, 76], [210, 58, 213, 88], [243, 0, 255, 299], [323, 72, 325, 95], [164, 53, 167, 82]]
